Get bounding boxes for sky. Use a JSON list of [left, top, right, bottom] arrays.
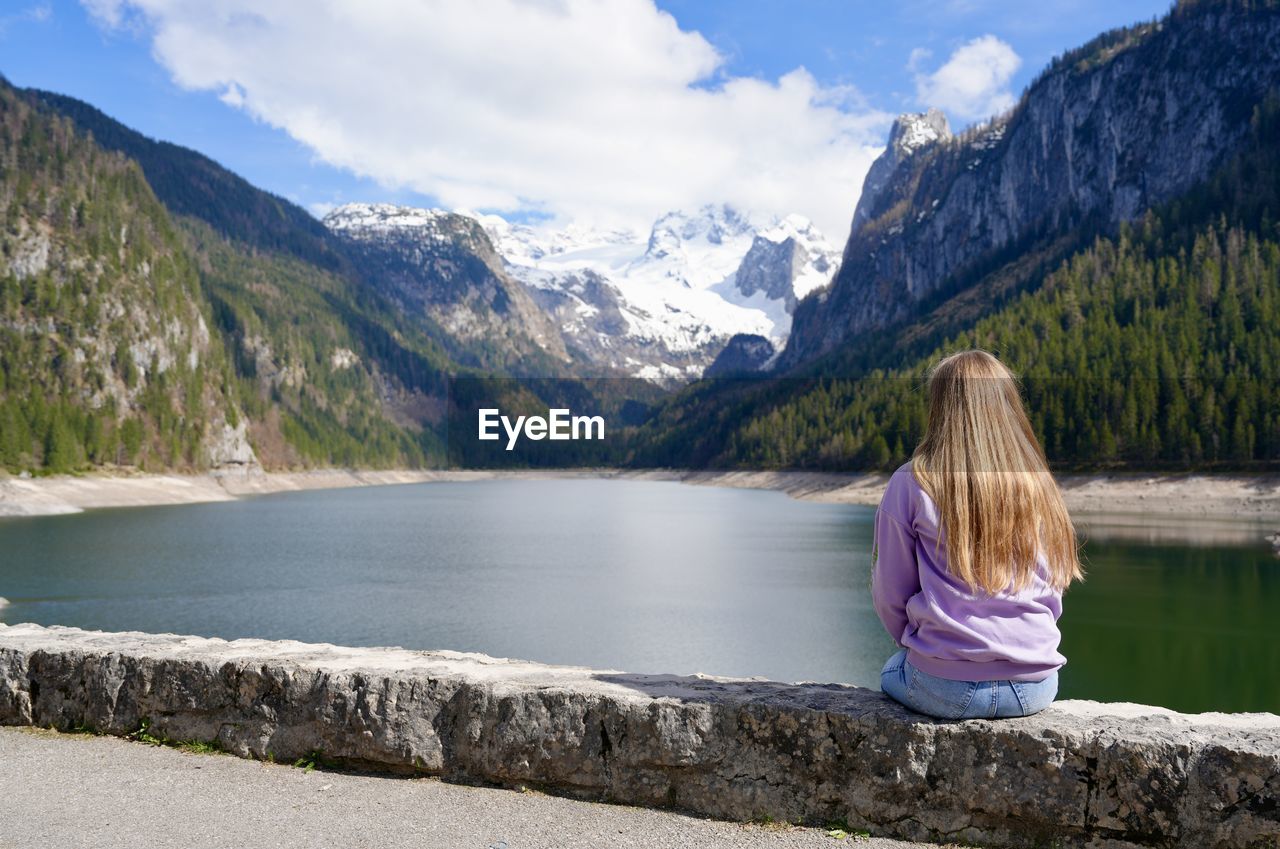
[[0, 0, 1172, 239]]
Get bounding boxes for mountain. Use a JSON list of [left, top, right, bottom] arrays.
[[7, 0, 1276, 476], [483, 204, 839, 379], [632, 0, 1280, 472], [23, 85, 479, 468], [3, 78, 681, 475], [781, 1, 1280, 369], [0, 81, 241, 471], [323, 203, 569, 374], [188, 217, 450, 468]]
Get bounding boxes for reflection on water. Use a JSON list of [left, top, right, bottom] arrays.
[[0, 478, 1275, 713], [1076, 511, 1278, 548], [1063, 535, 1279, 714]]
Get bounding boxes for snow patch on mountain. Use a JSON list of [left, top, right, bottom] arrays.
[[324, 202, 454, 235]]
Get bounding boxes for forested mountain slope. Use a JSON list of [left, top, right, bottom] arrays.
[[185, 218, 449, 468], [0, 82, 242, 472], [26, 89, 346, 273]]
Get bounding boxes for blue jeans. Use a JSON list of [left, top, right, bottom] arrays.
[[880, 649, 1058, 720]]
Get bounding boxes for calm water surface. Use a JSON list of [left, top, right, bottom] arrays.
[[1, 478, 1275, 713]]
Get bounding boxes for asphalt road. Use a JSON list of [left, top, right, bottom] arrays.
[[0, 727, 954, 849]]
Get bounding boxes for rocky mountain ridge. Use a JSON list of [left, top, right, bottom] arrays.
[[849, 107, 950, 236], [732, 215, 837, 312], [328, 202, 839, 380], [324, 202, 569, 373]]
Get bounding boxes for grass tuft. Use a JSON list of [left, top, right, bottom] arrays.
[[177, 739, 222, 755], [127, 718, 164, 746]]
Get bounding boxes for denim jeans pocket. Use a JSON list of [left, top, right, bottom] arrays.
[[905, 661, 979, 719], [1010, 673, 1058, 716]]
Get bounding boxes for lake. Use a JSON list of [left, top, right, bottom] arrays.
[[1, 478, 1275, 714]]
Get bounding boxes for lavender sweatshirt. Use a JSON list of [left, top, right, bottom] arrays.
[[871, 462, 1065, 682]]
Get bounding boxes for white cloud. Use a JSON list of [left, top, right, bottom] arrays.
[[906, 47, 932, 73], [81, 0, 891, 239], [913, 34, 1021, 123]]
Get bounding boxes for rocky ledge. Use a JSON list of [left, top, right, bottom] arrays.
[[0, 623, 1275, 848]]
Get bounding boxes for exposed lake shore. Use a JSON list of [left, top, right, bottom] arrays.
[[633, 469, 1280, 548], [636, 469, 1280, 517], [2, 466, 1279, 531]]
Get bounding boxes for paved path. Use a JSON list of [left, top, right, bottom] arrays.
[[0, 728, 954, 849]]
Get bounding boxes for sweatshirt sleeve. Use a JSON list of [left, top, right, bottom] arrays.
[[871, 504, 921, 646]]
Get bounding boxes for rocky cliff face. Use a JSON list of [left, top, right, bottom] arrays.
[[703, 333, 776, 377], [731, 215, 837, 315], [519, 267, 651, 371], [849, 108, 950, 237], [782, 3, 1280, 368], [325, 203, 569, 372], [733, 236, 809, 310]]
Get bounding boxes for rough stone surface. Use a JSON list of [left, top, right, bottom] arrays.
[[205, 420, 260, 469], [1, 623, 1276, 849]]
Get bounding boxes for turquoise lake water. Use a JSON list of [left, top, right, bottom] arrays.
[[1, 478, 1275, 713]]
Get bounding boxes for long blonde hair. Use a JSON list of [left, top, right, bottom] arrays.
[[910, 350, 1082, 594]]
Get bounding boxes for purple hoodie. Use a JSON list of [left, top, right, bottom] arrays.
[[872, 462, 1065, 682]]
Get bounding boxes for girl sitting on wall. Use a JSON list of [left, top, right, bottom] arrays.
[[873, 350, 1084, 720]]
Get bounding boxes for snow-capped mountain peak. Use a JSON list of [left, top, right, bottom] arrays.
[[759, 213, 823, 244], [852, 109, 952, 235], [643, 204, 759, 258], [891, 108, 950, 156], [321, 200, 838, 379], [631, 204, 771, 291], [475, 204, 839, 379]]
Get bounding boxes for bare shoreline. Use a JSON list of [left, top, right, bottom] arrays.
[[2, 467, 1279, 544]]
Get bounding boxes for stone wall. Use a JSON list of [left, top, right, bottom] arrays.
[[0, 623, 1276, 848]]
